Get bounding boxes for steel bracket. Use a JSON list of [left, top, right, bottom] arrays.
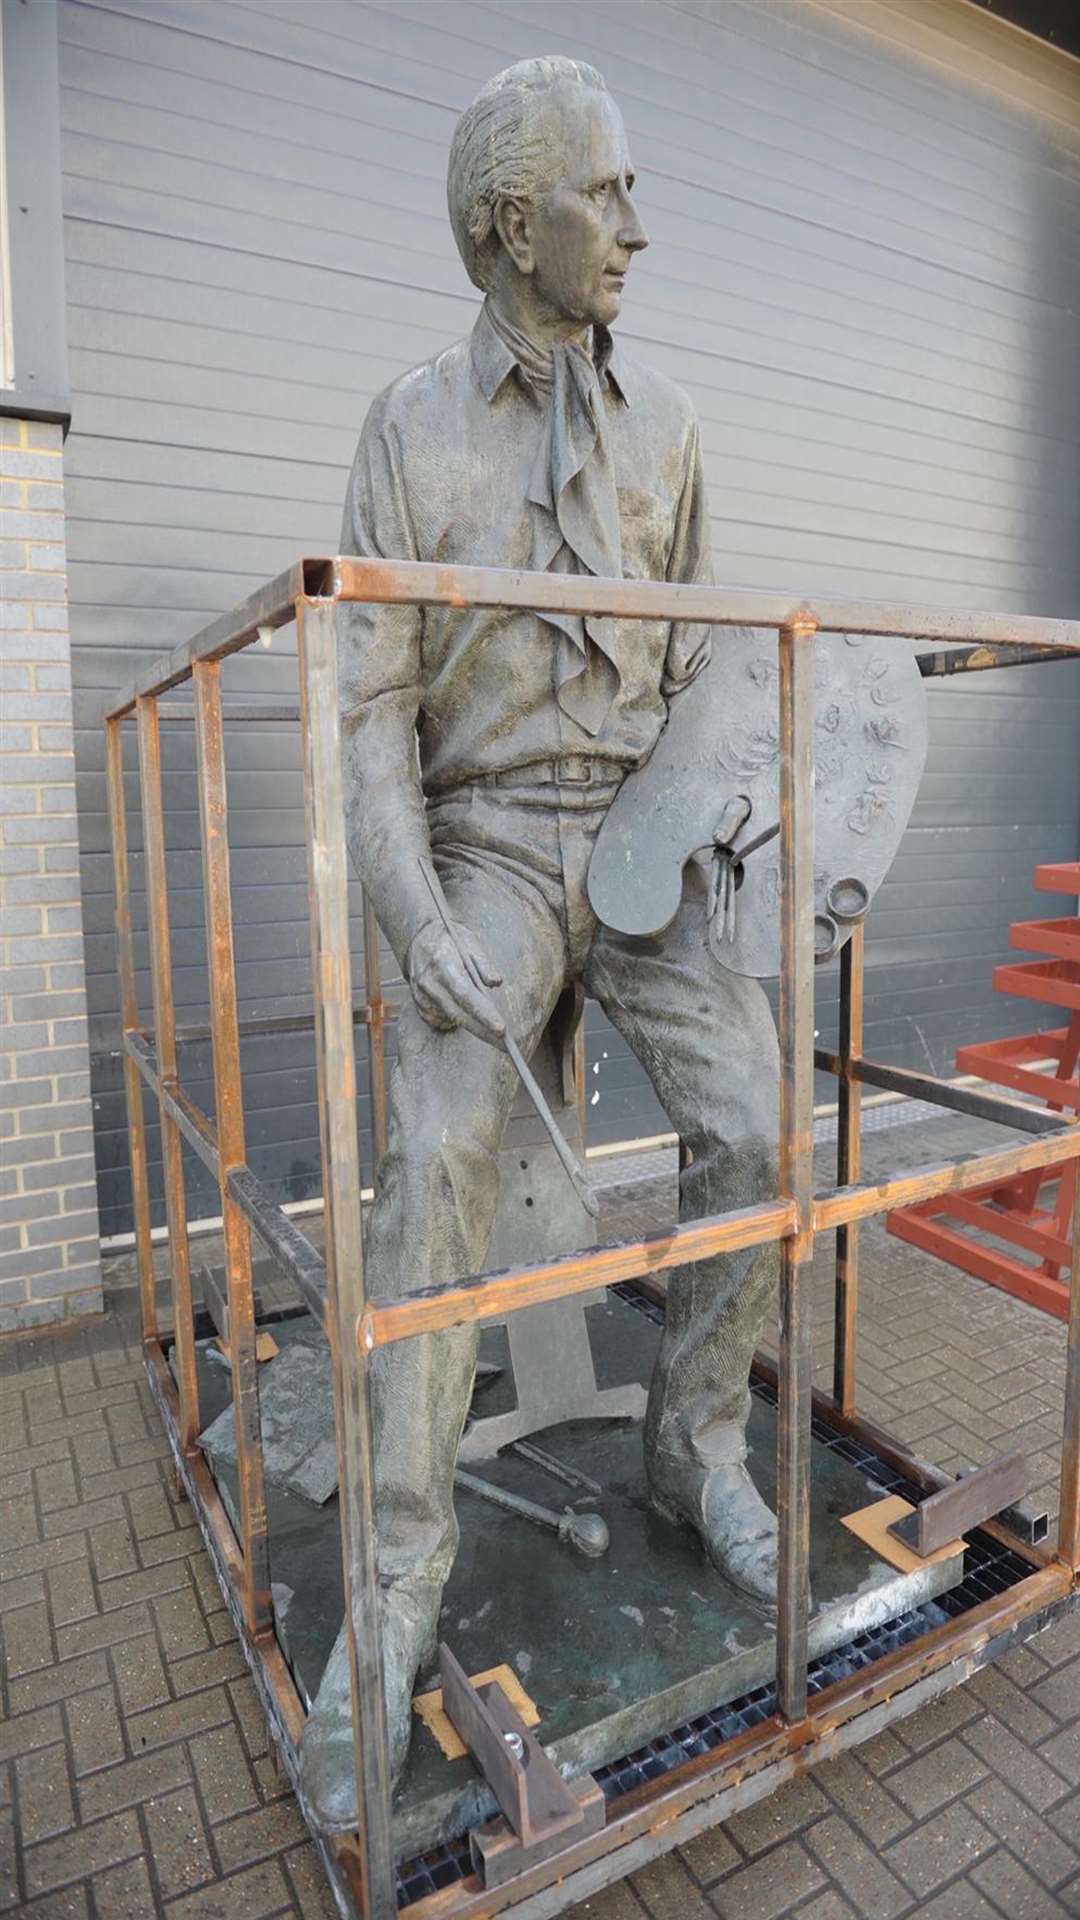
[[439, 1644, 605, 1888], [888, 1449, 1029, 1556]]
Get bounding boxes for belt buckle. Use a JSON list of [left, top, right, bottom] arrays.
[[556, 754, 591, 786]]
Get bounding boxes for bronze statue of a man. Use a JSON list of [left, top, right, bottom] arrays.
[[301, 55, 780, 1828]]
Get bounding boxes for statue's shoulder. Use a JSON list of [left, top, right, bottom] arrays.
[[616, 349, 698, 443], [361, 336, 473, 443]]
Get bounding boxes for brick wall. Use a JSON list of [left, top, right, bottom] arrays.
[[1, 415, 104, 1331]]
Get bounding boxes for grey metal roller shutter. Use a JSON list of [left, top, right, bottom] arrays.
[[58, 0, 1080, 1235]]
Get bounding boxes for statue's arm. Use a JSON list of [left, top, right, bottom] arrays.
[[661, 418, 713, 698], [337, 408, 438, 975]]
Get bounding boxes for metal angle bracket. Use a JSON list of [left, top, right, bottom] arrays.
[[888, 1448, 1030, 1557], [439, 1643, 604, 1889]]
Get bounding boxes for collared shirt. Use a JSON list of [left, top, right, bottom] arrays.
[[337, 301, 713, 966]]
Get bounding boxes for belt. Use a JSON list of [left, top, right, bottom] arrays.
[[482, 755, 616, 789]]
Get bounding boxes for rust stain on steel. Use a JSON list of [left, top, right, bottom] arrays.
[[813, 1123, 1080, 1234], [106, 716, 157, 1345], [360, 1198, 797, 1350], [193, 661, 273, 1641], [834, 926, 864, 1418], [136, 696, 201, 1453]]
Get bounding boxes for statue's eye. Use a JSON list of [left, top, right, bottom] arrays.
[[589, 181, 611, 204]]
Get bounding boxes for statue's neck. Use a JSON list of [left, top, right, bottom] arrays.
[[487, 281, 590, 353]]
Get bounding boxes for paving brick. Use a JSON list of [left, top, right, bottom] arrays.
[[189, 1723, 261, 1822], [795, 1898, 857, 1920], [21, 1888, 92, 1919], [895, 1685, 980, 1751], [722, 1773, 830, 1859], [1032, 1659, 1080, 1726], [9, 1649, 108, 1715], [79, 1742, 192, 1822], [915, 1884, 1001, 1920], [64, 1685, 125, 1776], [89, 1517, 139, 1582], [966, 1775, 1079, 1889], [111, 1630, 172, 1715], [0, 1572, 45, 1615], [0, 1706, 63, 1767], [0, 1806, 16, 1909], [154, 1586, 212, 1659], [962, 1713, 1071, 1812], [55, 1599, 151, 1662], [968, 1663, 1060, 1744], [165, 1858, 291, 1919], [3, 1601, 56, 1675], [125, 1687, 233, 1754], [169, 1642, 249, 1697], [882, 1798, 994, 1898], [705, 1837, 826, 1919], [24, 1808, 142, 1895], [804, 1815, 911, 1920], [45, 1558, 97, 1628], [212, 1799, 307, 1872], [228, 1676, 270, 1761], [818, 1751, 912, 1844], [628, 1851, 717, 1920], [144, 1782, 216, 1897], [97, 1562, 190, 1611], [282, 1843, 342, 1919], [1039, 1723, 1080, 1787], [1, 1534, 85, 1583], [889, 1735, 988, 1820], [1037, 1612, 1080, 1667], [15, 1742, 75, 1846], [89, 1855, 157, 1919], [971, 1848, 1075, 1918]]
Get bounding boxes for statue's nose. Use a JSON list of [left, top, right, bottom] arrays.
[[620, 207, 649, 254]]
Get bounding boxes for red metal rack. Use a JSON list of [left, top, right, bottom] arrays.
[[888, 864, 1080, 1320]]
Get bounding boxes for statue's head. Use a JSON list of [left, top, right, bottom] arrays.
[[448, 56, 648, 333]]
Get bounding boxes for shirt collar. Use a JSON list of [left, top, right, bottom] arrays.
[[470, 301, 632, 408]]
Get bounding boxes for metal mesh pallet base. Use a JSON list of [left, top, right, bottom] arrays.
[[395, 1286, 1034, 1908]]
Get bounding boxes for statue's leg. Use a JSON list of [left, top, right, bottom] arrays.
[[585, 869, 781, 1605], [300, 850, 566, 1828]]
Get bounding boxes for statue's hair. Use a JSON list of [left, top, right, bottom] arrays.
[[448, 56, 609, 292]]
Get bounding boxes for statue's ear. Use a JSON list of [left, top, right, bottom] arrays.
[[493, 195, 534, 275]]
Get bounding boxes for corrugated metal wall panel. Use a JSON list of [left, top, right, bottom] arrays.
[[57, 0, 1080, 1235]]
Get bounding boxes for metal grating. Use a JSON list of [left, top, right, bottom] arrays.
[[394, 1284, 1035, 1908]]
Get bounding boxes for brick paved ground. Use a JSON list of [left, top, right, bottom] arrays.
[[2, 1110, 1079, 1918]]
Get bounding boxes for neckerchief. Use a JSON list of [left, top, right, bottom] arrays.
[[486, 300, 623, 737]]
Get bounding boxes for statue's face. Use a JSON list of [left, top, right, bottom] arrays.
[[520, 88, 648, 328]]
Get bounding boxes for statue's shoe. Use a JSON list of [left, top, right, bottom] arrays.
[[649, 1458, 782, 1610], [298, 1578, 442, 1832]]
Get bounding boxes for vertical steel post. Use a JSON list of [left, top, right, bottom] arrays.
[[193, 660, 273, 1639], [106, 717, 157, 1346], [135, 696, 200, 1451], [776, 620, 817, 1724], [1058, 1171, 1080, 1572], [362, 890, 389, 1184], [833, 923, 864, 1416], [297, 596, 396, 1918]]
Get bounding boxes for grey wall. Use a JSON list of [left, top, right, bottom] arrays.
[[57, 0, 1080, 1236]]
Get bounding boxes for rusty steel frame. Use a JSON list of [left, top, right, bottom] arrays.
[[105, 558, 1080, 1920]]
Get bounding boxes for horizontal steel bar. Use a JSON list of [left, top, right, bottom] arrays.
[[331, 558, 1080, 649], [813, 1050, 1066, 1136], [226, 1166, 328, 1329], [156, 704, 302, 724], [173, 1003, 398, 1047], [918, 642, 1080, 677], [125, 1029, 220, 1176], [106, 559, 1080, 719], [125, 1032, 330, 1328], [360, 1198, 798, 1349], [814, 1122, 1080, 1233], [106, 560, 333, 719]]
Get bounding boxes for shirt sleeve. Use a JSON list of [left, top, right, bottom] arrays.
[[661, 418, 713, 697], [337, 399, 437, 973]]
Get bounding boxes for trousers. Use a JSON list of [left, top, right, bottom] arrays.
[[366, 779, 780, 1593]]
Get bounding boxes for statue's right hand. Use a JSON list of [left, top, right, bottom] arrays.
[[405, 920, 505, 1046]]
